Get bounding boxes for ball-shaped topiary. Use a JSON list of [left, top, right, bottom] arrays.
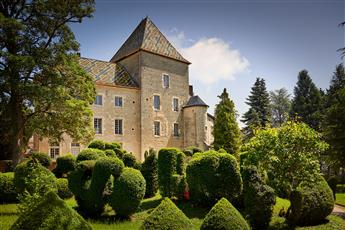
[[76, 148, 106, 162], [122, 152, 137, 167], [88, 140, 106, 150], [104, 142, 122, 151], [31, 152, 52, 168], [104, 149, 116, 158], [57, 178, 73, 199], [0, 172, 17, 203], [186, 151, 242, 206], [140, 198, 193, 230], [141, 149, 158, 198], [54, 154, 76, 178], [10, 191, 92, 230], [287, 176, 334, 225], [201, 198, 250, 230], [110, 167, 146, 217]]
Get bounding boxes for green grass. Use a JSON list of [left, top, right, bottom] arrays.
[[0, 195, 343, 230], [335, 193, 345, 206]]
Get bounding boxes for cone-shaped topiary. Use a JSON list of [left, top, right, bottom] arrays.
[[201, 198, 250, 230], [10, 191, 92, 230], [140, 198, 193, 230]]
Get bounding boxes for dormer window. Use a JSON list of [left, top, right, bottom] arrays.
[[163, 74, 170, 88]]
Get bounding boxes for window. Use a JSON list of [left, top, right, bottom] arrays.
[[153, 95, 160, 110], [94, 118, 102, 134], [95, 95, 103, 105], [163, 74, 170, 88], [50, 144, 60, 159], [173, 123, 179, 137], [154, 121, 160, 136], [115, 119, 123, 135], [71, 142, 80, 156], [173, 98, 179, 112], [115, 96, 123, 107]]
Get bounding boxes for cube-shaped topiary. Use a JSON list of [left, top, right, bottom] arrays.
[[0, 172, 17, 203], [201, 198, 250, 230], [110, 167, 146, 217], [10, 191, 92, 230], [140, 198, 193, 230]]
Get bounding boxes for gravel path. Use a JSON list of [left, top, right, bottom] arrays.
[[333, 204, 345, 219]]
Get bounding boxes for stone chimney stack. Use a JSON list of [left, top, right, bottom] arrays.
[[189, 85, 194, 96]]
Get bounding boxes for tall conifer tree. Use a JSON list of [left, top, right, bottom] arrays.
[[213, 88, 241, 155]]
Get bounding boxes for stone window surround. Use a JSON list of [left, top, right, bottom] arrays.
[[49, 143, 60, 159], [172, 97, 179, 112], [114, 118, 124, 135], [114, 95, 124, 108], [153, 94, 161, 111], [162, 73, 170, 89], [94, 93, 105, 106], [154, 120, 160, 137], [173, 122, 180, 137], [94, 117, 104, 135]]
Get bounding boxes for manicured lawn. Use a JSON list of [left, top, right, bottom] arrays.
[[335, 193, 345, 206], [0, 196, 343, 230]]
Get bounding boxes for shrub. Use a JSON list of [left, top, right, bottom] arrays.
[[141, 149, 158, 198], [110, 167, 146, 217], [287, 176, 334, 225], [337, 184, 345, 193], [176, 151, 185, 175], [76, 148, 105, 162], [122, 152, 136, 168], [114, 148, 125, 159], [11, 191, 92, 230], [327, 176, 338, 199], [54, 154, 76, 178], [104, 149, 116, 158], [88, 140, 106, 150], [57, 178, 73, 199], [31, 152, 52, 168], [104, 142, 121, 151], [186, 150, 242, 206], [200, 198, 250, 230], [170, 174, 187, 200], [242, 166, 276, 230], [140, 198, 193, 230], [184, 146, 202, 156], [0, 172, 17, 203]]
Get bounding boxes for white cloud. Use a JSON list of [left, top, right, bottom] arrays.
[[167, 30, 249, 84]]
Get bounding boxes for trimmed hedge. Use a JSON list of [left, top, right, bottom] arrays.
[[200, 198, 250, 230], [104, 149, 116, 158], [141, 149, 158, 198], [76, 148, 106, 162], [10, 191, 92, 230], [287, 176, 334, 225], [54, 154, 76, 178], [183, 146, 202, 156], [88, 140, 106, 150], [0, 172, 17, 203], [110, 167, 146, 217], [123, 152, 136, 168], [140, 198, 193, 230], [31, 152, 52, 168], [327, 176, 338, 199], [186, 150, 242, 206], [57, 178, 73, 199], [242, 166, 276, 230]]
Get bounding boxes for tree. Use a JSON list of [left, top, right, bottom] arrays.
[[241, 78, 271, 137], [269, 88, 291, 127], [338, 22, 345, 58], [0, 0, 95, 163], [213, 88, 241, 155], [290, 70, 322, 130], [322, 64, 345, 167]]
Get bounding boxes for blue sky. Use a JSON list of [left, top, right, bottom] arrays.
[[71, 0, 344, 125]]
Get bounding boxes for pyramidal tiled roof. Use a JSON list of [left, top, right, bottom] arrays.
[[110, 17, 190, 64], [183, 95, 208, 108], [79, 57, 139, 88]]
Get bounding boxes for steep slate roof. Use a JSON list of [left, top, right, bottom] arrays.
[[110, 17, 190, 64], [183, 95, 208, 108], [79, 57, 138, 88]]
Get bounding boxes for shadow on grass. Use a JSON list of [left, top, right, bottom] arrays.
[[268, 218, 332, 230], [175, 201, 210, 219]]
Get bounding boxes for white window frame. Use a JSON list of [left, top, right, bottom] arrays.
[[173, 123, 179, 137], [70, 142, 80, 156], [153, 94, 161, 111], [94, 117, 103, 134], [49, 144, 60, 159], [154, 121, 160, 136], [162, 74, 170, 88], [172, 97, 179, 112], [114, 96, 123, 108], [114, 119, 123, 135], [94, 94, 103, 106]]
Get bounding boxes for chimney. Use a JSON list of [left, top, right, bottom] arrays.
[[189, 85, 194, 96]]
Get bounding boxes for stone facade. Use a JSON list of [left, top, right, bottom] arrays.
[[33, 17, 214, 161]]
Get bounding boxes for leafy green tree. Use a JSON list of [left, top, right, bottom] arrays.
[[290, 70, 322, 130], [241, 78, 271, 137], [0, 0, 95, 163], [213, 88, 241, 155], [269, 88, 291, 127], [322, 64, 345, 167]]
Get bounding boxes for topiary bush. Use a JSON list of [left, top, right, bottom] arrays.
[[140, 198, 193, 230], [0, 172, 17, 203], [186, 150, 242, 206], [200, 198, 250, 230], [287, 176, 334, 225], [54, 154, 76, 178], [183, 146, 202, 156], [104, 149, 116, 158], [10, 191, 92, 230], [123, 152, 136, 168], [88, 140, 106, 150], [105, 142, 122, 151], [110, 167, 146, 217], [242, 166, 276, 230], [31, 152, 52, 168], [76, 148, 106, 162], [327, 176, 338, 199], [337, 184, 345, 193], [141, 148, 158, 198], [57, 178, 73, 199]]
